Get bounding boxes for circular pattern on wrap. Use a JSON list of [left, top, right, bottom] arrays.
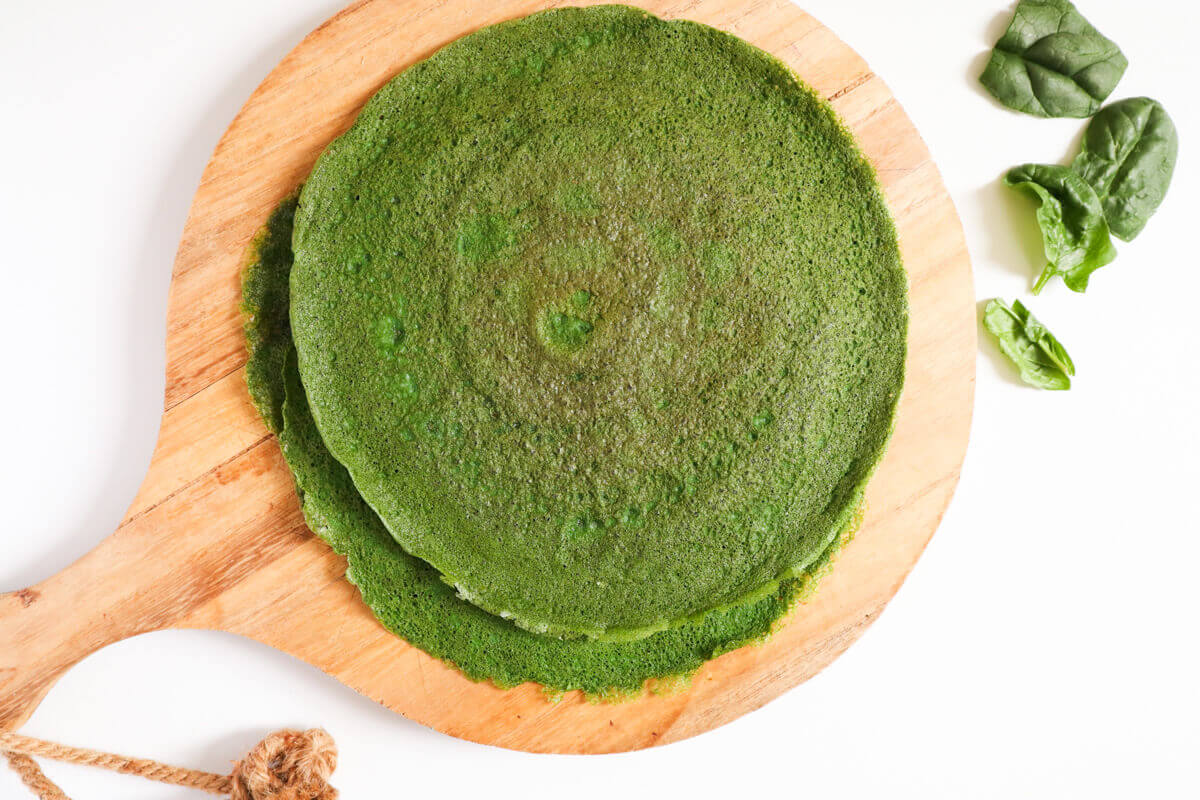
[[289, 5, 906, 639]]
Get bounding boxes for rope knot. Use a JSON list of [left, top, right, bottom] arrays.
[[230, 729, 338, 800]]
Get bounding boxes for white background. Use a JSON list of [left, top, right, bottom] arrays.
[[2, 1, 1197, 796]]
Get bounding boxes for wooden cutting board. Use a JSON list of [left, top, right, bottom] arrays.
[[0, 0, 974, 754]]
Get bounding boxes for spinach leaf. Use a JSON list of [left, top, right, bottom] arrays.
[[980, 0, 1127, 118], [1005, 163, 1117, 293], [1073, 97, 1179, 240], [983, 299, 1075, 390]]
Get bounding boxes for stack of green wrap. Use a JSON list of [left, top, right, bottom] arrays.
[[240, 4, 906, 696]]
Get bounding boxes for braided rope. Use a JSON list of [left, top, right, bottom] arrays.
[[0, 729, 337, 800], [3, 753, 69, 800]]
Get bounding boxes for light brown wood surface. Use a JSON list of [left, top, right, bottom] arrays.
[[0, 0, 974, 753]]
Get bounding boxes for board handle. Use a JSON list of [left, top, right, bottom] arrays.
[[0, 347, 305, 729], [0, 530, 173, 730]]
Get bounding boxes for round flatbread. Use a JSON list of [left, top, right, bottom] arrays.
[[289, 6, 906, 639]]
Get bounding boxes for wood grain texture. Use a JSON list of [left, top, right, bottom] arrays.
[[0, 0, 975, 753]]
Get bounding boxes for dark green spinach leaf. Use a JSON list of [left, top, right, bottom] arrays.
[[1073, 97, 1178, 240], [1005, 163, 1117, 293], [980, 0, 1127, 118], [983, 299, 1075, 390]]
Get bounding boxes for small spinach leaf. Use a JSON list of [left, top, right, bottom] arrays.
[[983, 299, 1075, 390], [980, 0, 1127, 118], [1005, 163, 1117, 293], [1073, 97, 1179, 240]]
